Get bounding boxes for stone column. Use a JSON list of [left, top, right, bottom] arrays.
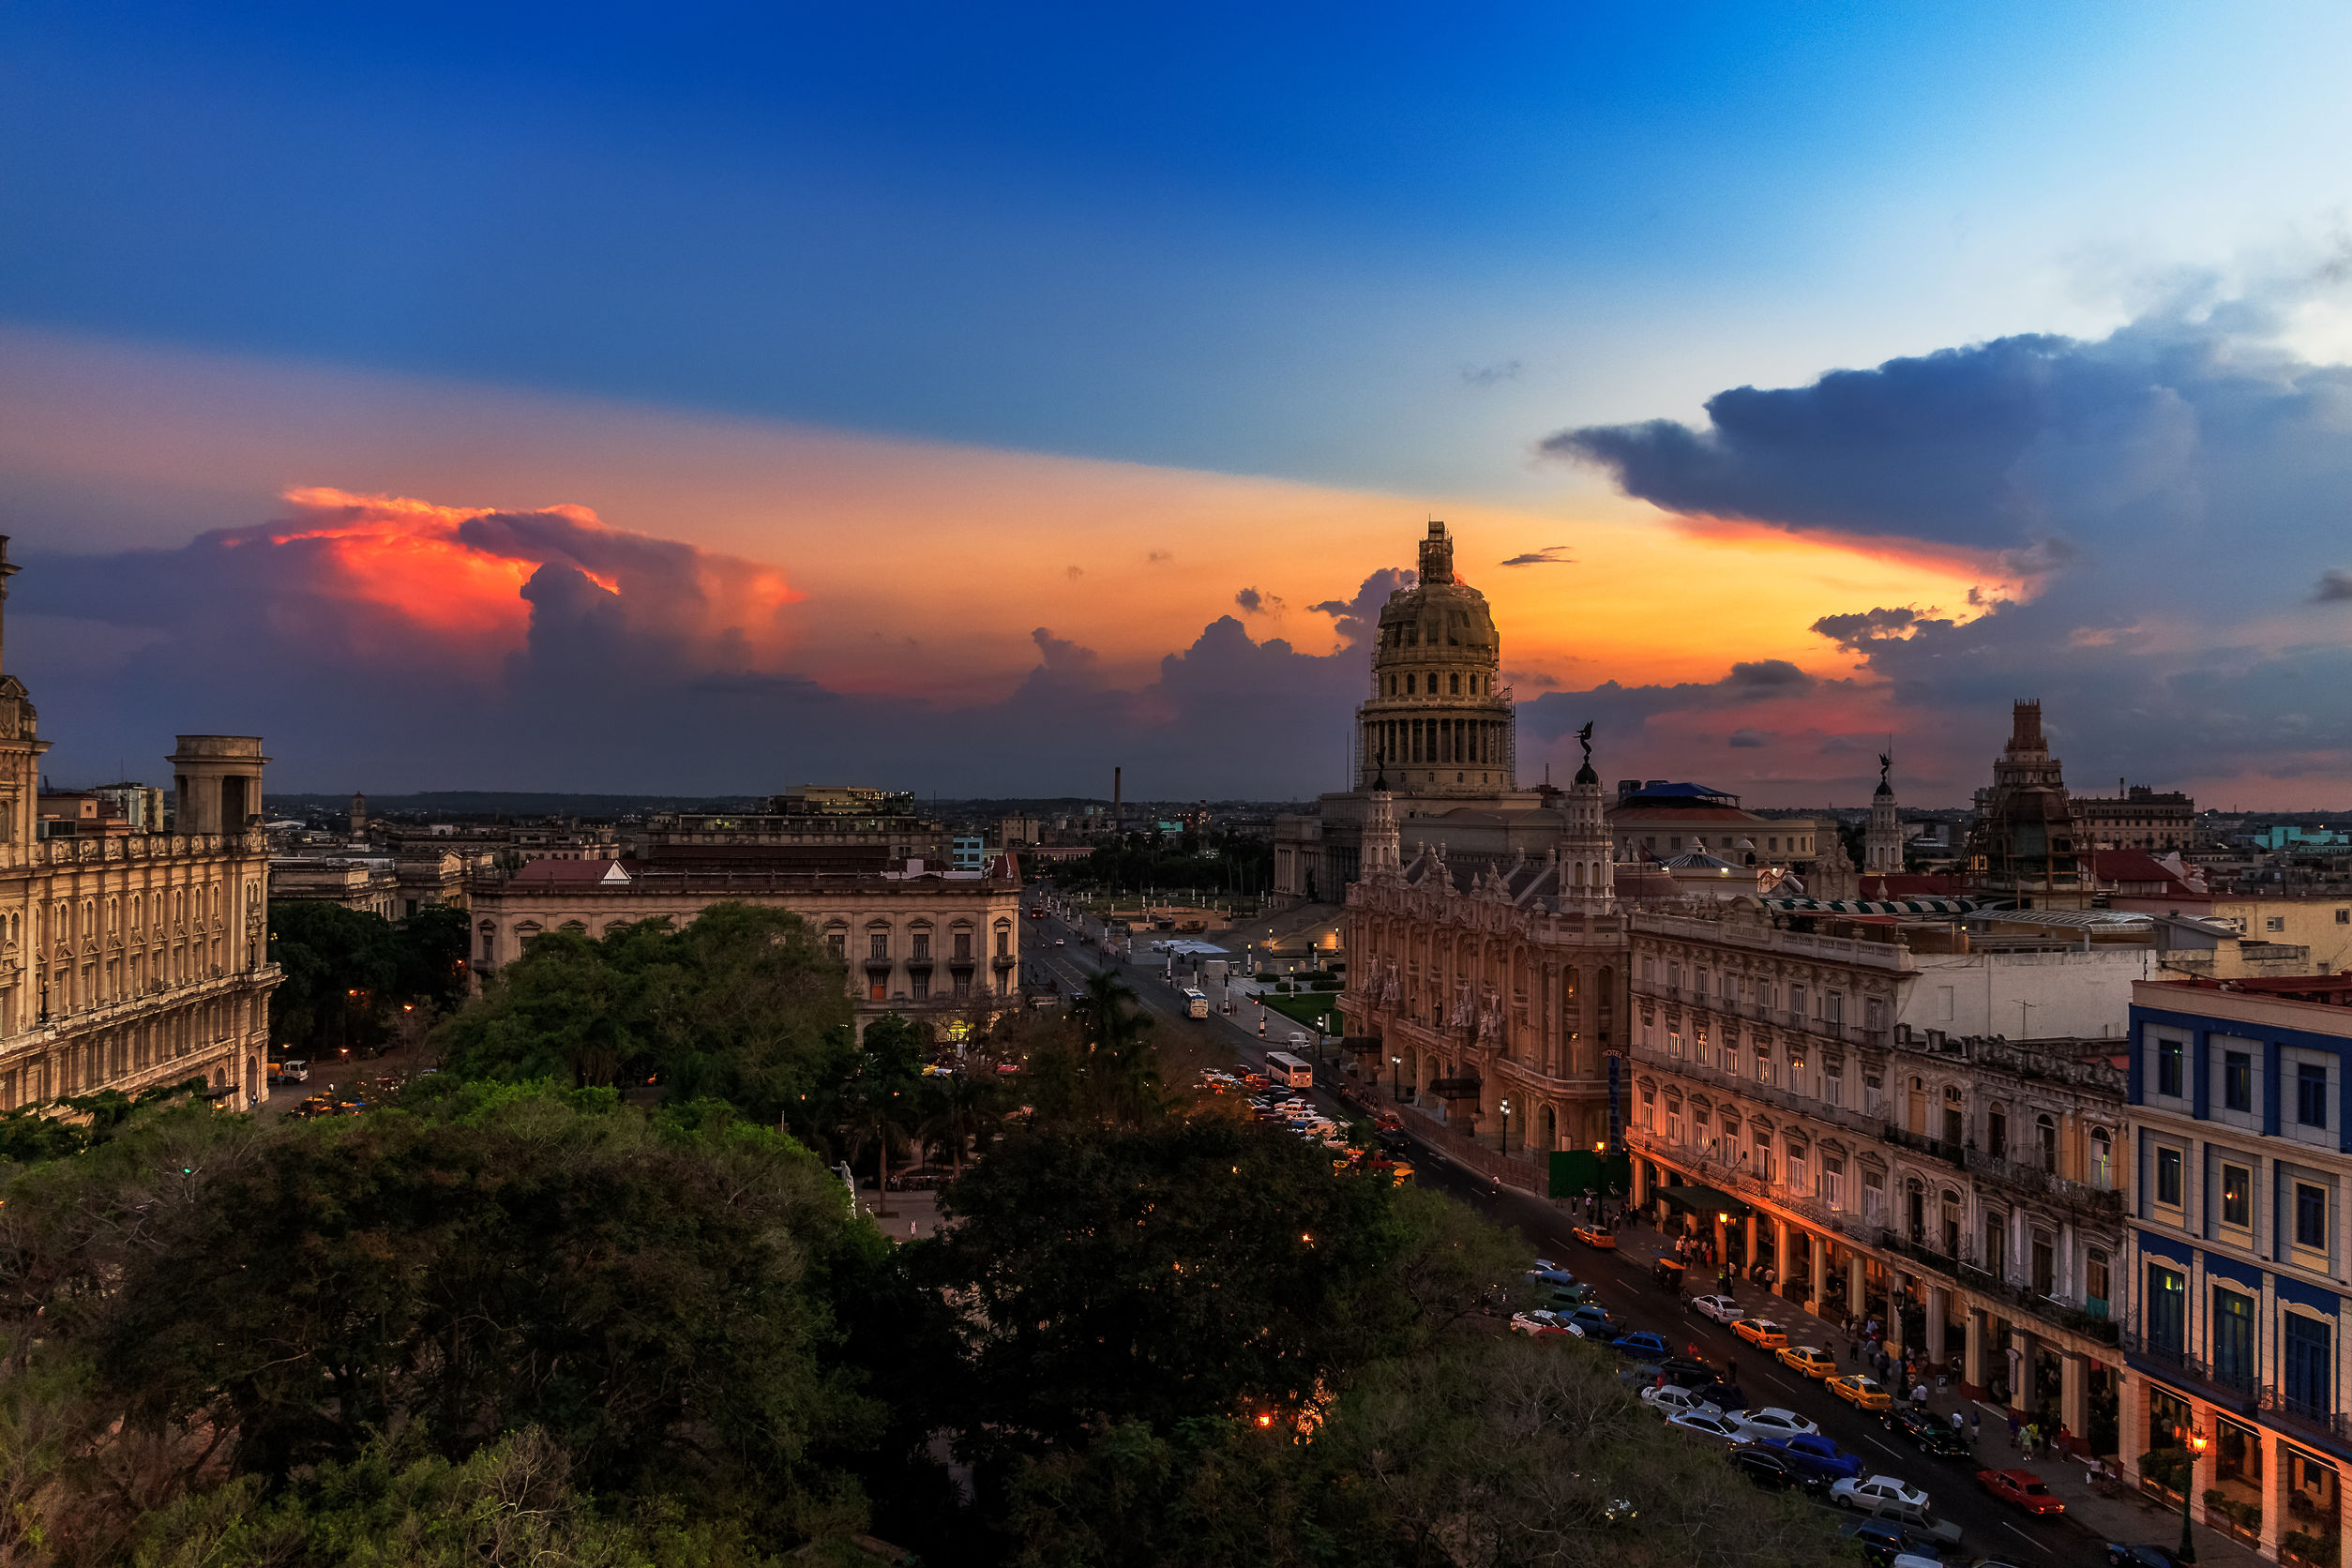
[[1847, 1251, 1866, 1320], [1743, 1213, 1758, 1272], [1772, 1216, 1792, 1298], [2060, 1353, 2088, 1454], [1807, 1231, 1828, 1316], [2009, 1326, 2038, 1415], [1963, 1307, 1988, 1400], [1925, 1287, 1950, 1366], [2257, 1427, 2283, 1557], [1713, 1211, 1729, 1269]]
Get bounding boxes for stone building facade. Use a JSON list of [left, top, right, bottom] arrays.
[[1623, 903, 2131, 1455], [0, 545, 277, 1111], [468, 855, 1024, 1037], [1338, 756, 1626, 1154]]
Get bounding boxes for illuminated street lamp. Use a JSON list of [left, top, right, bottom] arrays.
[[2175, 1423, 2208, 1562]]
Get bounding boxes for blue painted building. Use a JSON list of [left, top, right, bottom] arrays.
[[2126, 974, 2352, 1564]]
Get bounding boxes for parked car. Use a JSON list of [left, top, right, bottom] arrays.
[[1545, 1282, 1601, 1307], [1663, 1410, 1748, 1445], [1730, 1445, 1818, 1493], [1638, 1384, 1721, 1419], [1884, 1407, 1971, 1456], [1686, 1293, 1743, 1324], [1528, 1260, 1579, 1287], [1976, 1468, 2065, 1515], [1834, 1476, 1962, 1548], [2105, 1548, 2191, 1568], [1510, 1310, 1581, 1339], [1836, 1517, 1943, 1568], [1694, 1378, 1747, 1410], [1732, 1407, 1821, 1443], [1777, 1345, 1838, 1379], [1654, 1356, 1718, 1391], [1731, 1318, 1788, 1349], [1560, 1299, 1615, 1328], [1762, 1432, 1864, 1484], [1829, 1374, 1894, 1410], [1612, 1332, 1671, 1361]]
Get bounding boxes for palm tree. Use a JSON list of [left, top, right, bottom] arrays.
[[1073, 969, 1161, 1126]]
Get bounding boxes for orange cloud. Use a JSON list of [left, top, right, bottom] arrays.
[[226, 486, 805, 671]]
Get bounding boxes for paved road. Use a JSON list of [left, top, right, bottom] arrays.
[[1018, 897, 2167, 1565]]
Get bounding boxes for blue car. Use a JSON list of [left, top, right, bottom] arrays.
[[1528, 1259, 1579, 1287], [1765, 1432, 1866, 1484], [1565, 1305, 1621, 1336], [1612, 1331, 1671, 1360]]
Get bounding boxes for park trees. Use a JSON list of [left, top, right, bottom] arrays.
[[266, 900, 473, 1057]]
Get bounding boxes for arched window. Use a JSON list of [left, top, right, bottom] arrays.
[[2089, 1126, 2114, 1190]]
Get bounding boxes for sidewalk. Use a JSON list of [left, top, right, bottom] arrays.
[[1598, 1220, 2265, 1567]]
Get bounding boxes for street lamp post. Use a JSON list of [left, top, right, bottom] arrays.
[[2176, 1423, 2208, 1563], [1500, 1097, 1512, 1155], [1391, 1054, 1401, 1101]]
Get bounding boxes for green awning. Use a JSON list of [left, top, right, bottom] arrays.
[[1652, 1183, 1752, 1220]]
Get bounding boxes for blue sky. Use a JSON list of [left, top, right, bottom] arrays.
[[8, 3, 2352, 801]]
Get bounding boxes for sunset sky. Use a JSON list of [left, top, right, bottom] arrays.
[[8, 4, 2352, 804]]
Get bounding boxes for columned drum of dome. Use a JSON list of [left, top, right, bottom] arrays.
[[1354, 522, 1516, 797]]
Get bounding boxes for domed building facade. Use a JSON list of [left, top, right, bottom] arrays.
[[1353, 522, 1516, 796]]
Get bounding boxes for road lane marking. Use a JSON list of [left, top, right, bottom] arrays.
[[1866, 1435, 1904, 1458], [2000, 1522, 2049, 1552]]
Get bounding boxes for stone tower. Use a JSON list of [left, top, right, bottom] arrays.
[[1864, 751, 1902, 875], [1965, 699, 2083, 899], [169, 737, 270, 837], [350, 790, 369, 839], [0, 537, 47, 849], [1559, 721, 1614, 912], [1353, 521, 1515, 797], [1362, 783, 1402, 880]]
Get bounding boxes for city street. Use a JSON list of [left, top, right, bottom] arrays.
[[1021, 898, 2206, 1567]]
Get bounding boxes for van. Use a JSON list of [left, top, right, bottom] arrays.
[[270, 1059, 309, 1085]]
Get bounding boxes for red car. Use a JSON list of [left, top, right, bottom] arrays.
[[1976, 1468, 2066, 1516]]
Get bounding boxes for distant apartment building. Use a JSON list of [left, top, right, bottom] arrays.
[[468, 852, 1024, 1038], [268, 856, 400, 918], [2077, 783, 2198, 852], [634, 785, 946, 871], [2125, 974, 2352, 1566]]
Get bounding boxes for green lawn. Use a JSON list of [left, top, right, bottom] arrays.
[[1256, 990, 1343, 1034]]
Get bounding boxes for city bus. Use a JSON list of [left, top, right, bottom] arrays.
[[1182, 988, 1210, 1018], [1264, 1050, 1313, 1088]]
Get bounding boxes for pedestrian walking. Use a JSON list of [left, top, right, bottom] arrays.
[[1968, 1411, 1982, 1446], [1847, 1334, 1861, 1364], [2006, 1410, 2021, 1449], [1949, 1410, 1966, 1436], [1911, 1381, 1928, 1410]]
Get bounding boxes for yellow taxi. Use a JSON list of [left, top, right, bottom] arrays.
[[1570, 1224, 1616, 1250], [1777, 1345, 1838, 1380], [1827, 1373, 1892, 1410], [1730, 1317, 1788, 1350]]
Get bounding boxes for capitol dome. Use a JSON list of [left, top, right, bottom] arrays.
[[1355, 521, 1515, 797]]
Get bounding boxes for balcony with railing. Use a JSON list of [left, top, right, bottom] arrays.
[[1969, 1149, 2125, 1216], [2120, 1329, 2257, 1410], [1879, 1123, 1968, 1169]]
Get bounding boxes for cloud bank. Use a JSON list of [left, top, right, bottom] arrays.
[[20, 490, 1401, 798], [1528, 287, 2352, 799]]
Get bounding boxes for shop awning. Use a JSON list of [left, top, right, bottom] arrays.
[[1652, 1183, 1752, 1219]]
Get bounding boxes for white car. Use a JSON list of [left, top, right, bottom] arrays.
[[1663, 1410, 1747, 1444], [1687, 1293, 1743, 1324], [1832, 1474, 1932, 1520], [1510, 1310, 1583, 1339], [1731, 1407, 1820, 1442], [1638, 1384, 1722, 1419]]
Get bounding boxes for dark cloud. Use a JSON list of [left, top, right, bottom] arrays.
[[1545, 287, 2352, 796], [1462, 360, 1524, 387], [1308, 567, 1414, 648], [1499, 546, 1574, 567], [1519, 658, 1825, 745], [1728, 728, 1768, 748], [1809, 605, 1954, 654], [1234, 586, 1286, 615]]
